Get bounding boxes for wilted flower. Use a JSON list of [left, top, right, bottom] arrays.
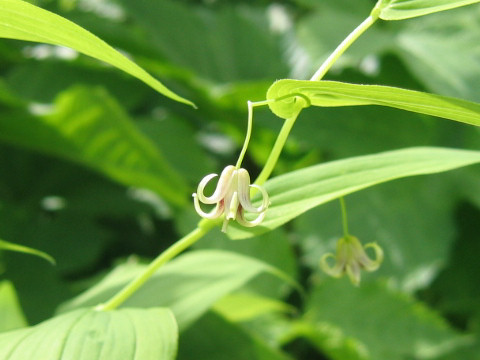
[[193, 165, 269, 232], [320, 235, 383, 286]]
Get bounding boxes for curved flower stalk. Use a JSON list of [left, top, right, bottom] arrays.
[[193, 165, 270, 232], [320, 235, 383, 286]]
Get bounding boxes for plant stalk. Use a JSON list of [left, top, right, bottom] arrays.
[[310, 8, 380, 81], [96, 219, 217, 311]]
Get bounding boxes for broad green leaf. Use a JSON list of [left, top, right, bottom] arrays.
[[266, 79, 480, 126], [0, 281, 27, 332], [0, 307, 178, 360], [118, 0, 289, 82], [394, 6, 480, 102], [177, 311, 293, 360], [227, 147, 480, 239], [0, 238, 55, 265], [0, 86, 188, 206], [304, 279, 468, 360], [285, 320, 369, 360], [379, 0, 480, 20], [138, 116, 216, 183], [193, 228, 298, 298], [0, 0, 193, 106], [59, 250, 298, 330]]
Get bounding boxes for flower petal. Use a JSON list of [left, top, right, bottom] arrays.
[[346, 262, 361, 286], [235, 208, 266, 228], [196, 165, 235, 204], [193, 194, 224, 219], [237, 169, 269, 213], [319, 253, 344, 278], [361, 242, 384, 272], [225, 192, 239, 220]]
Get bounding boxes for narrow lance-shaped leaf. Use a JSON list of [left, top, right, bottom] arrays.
[[266, 79, 480, 126], [0, 308, 178, 360], [0, 0, 194, 106], [227, 147, 480, 239], [378, 0, 480, 20]]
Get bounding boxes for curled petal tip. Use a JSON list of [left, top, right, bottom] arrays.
[[362, 242, 384, 272], [193, 193, 224, 219], [320, 236, 384, 285], [192, 165, 269, 230], [236, 209, 266, 228], [319, 253, 343, 278]]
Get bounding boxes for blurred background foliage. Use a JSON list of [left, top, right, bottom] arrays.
[[1, 0, 480, 359]]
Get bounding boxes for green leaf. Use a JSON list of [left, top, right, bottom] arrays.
[[193, 228, 298, 298], [177, 311, 293, 360], [295, 176, 457, 291], [0, 86, 188, 206], [0, 0, 193, 106], [379, 0, 480, 20], [266, 79, 480, 126], [304, 280, 468, 360], [0, 307, 178, 360], [0, 238, 55, 265], [118, 0, 289, 82], [227, 147, 480, 239], [59, 250, 298, 330], [394, 6, 480, 102], [0, 281, 27, 332]]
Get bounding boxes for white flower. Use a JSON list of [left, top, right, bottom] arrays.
[[320, 235, 384, 286], [193, 165, 269, 232]]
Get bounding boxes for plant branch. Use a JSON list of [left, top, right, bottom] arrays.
[[96, 219, 218, 311]]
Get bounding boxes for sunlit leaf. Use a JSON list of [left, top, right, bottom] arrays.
[[228, 147, 480, 239], [0, 281, 27, 332], [379, 0, 480, 20], [0, 0, 193, 106], [214, 292, 294, 322], [0, 308, 177, 360], [0, 238, 55, 265], [266, 80, 480, 126], [59, 250, 299, 330]]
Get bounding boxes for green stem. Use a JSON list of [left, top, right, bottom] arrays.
[[256, 7, 380, 185], [339, 197, 349, 237], [255, 110, 301, 186], [310, 9, 380, 81], [96, 219, 217, 311]]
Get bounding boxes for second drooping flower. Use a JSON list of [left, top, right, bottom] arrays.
[[193, 165, 269, 232]]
